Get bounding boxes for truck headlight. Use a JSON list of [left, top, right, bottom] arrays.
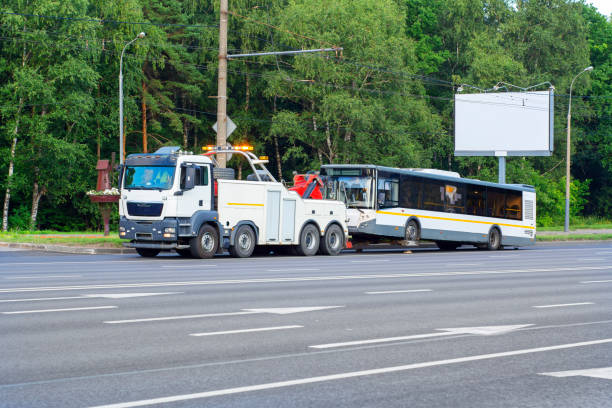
[[119, 226, 126, 236], [163, 227, 176, 238]]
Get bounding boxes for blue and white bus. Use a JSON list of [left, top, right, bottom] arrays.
[[320, 165, 536, 250]]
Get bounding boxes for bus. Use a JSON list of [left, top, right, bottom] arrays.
[[319, 165, 536, 250]]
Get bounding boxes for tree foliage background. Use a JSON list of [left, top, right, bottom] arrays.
[[0, 0, 610, 230]]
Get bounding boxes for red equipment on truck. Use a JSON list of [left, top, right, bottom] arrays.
[[289, 173, 323, 199]]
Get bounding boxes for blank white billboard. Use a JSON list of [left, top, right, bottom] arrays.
[[454, 90, 554, 156]]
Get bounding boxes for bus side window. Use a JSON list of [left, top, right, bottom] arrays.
[[505, 191, 522, 220], [486, 188, 506, 218], [466, 185, 485, 216], [377, 176, 399, 208], [399, 175, 422, 209], [422, 179, 445, 211], [444, 183, 465, 214]]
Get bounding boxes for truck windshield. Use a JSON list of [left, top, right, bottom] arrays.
[[322, 175, 374, 209], [124, 166, 175, 190]]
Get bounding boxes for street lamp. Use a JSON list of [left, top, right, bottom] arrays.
[[565, 66, 593, 232], [119, 32, 146, 165]]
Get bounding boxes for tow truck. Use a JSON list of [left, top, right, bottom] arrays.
[[118, 146, 347, 258]]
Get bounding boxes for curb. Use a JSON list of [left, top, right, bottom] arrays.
[[0, 241, 136, 255]]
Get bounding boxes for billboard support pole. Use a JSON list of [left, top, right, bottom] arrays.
[[498, 157, 506, 184]]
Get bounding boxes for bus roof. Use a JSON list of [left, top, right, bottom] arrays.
[[320, 164, 536, 193]]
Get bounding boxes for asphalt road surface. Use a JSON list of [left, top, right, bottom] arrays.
[[1, 242, 611, 408]]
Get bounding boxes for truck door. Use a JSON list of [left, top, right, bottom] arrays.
[[176, 164, 212, 217]]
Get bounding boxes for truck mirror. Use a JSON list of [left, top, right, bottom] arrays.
[[184, 166, 196, 190]]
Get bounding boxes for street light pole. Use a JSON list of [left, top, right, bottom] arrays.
[[565, 66, 593, 232], [119, 32, 146, 165]]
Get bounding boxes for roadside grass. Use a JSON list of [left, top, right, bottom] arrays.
[[537, 233, 612, 241], [538, 216, 612, 231], [0, 231, 123, 247]]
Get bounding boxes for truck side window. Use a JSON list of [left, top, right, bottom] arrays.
[[180, 165, 209, 188]]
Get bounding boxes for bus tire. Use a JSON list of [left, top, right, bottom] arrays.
[[136, 248, 160, 257], [295, 224, 320, 256], [436, 241, 460, 251], [229, 225, 256, 258], [319, 224, 344, 256], [405, 219, 420, 241], [190, 224, 218, 259], [175, 248, 193, 258], [487, 228, 501, 251]]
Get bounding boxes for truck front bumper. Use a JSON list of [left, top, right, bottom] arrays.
[[119, 217, 183, 249]]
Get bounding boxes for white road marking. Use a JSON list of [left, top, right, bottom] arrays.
[[267, 268, 320, 272], [581, 280, 612, 284], [533, 302, 594, 308], [445, 263, 478, 266], [2, 306, 117, 314], [365, 289, 432, 295], [541, 367, 612, 380], [0, 296, 86, 303], [242, 306, 343, 315], [87, 338, 612, 408], [82, 292, 181, 299], [310, 325, 532, 349], [2, 265, 611, 294], [105, 306, 343, 324], [190, 325, 303, 337], [5, 275, 81, 279], [105, 311, 257, 324], [160, 265, 217, 269], [578, 258, 605, 261], [0, 292, 181, 303], [351, 260, 389, 263]]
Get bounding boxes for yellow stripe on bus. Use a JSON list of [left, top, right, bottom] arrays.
[[227, 202, 264, 207], [376, 211, 535, 230]]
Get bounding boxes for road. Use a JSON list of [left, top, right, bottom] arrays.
[[0, 242, 611, 407]]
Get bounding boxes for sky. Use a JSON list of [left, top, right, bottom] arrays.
[[588, 0, 612, 17]]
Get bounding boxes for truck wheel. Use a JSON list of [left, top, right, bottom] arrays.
[[229, 225, 256, 258], [136, 248, 160, 258], [190, 224, 218, 259], [295, 224, 320, 256], [319, 224, 344, 256], [487, 228, 501, 251]]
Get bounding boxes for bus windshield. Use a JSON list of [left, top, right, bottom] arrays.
[[124, 166, 175, 190], [322, 175, 374, 209]]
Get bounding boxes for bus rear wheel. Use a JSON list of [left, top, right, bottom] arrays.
[[487, 228, 501, 250]]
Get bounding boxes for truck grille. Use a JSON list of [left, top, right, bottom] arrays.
[[127, 202, 163, 217]]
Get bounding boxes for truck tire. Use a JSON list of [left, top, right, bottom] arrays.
[[136, 248, 160, 258], [295, 224, 320, 256], [213, 167, 235, 180], [319, 224, 344, 256], [190, 224, 218, 259], [229, 225, 256, 258], [487, 228, 501, 251]]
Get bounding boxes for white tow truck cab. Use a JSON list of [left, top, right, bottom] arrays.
[[119, 147, 348, 258]]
